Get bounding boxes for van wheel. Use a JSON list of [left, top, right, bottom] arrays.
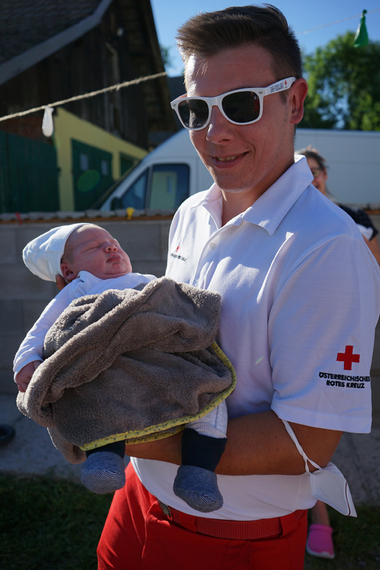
[[0, 425, 15, 447]]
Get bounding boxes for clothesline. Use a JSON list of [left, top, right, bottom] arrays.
[[0, 71, 167, 123], [298, 8, 380, 35], [1, 8, 380, 124]]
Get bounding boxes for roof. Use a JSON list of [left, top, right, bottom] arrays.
[[0, 0, 106, 65], [0, 0, 113, 85]]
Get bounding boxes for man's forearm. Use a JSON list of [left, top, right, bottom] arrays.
[[124, 411, 342, 477], [216, 411, 342, 475]]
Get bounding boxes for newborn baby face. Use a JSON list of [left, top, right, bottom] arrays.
[[62, 225, 132, 281]]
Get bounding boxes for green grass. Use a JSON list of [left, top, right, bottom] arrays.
[[0, 474, 112, 570], [0, 474, 379, 569]]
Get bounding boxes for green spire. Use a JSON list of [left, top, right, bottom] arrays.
[[354, 10, 369, 47]]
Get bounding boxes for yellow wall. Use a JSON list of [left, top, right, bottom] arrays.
[[53, 107, 147, 210]]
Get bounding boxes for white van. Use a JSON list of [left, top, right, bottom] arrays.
[[100, 127, 380, 211], [100, 129, 213, 212]]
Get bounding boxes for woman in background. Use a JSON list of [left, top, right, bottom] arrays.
[[298, 147, 380, 264]]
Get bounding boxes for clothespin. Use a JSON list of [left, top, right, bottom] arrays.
[[42, 106, 54, 137]]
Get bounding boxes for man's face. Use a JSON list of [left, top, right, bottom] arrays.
[[62, 225, 132, 282], [185, 44, 305, 206]]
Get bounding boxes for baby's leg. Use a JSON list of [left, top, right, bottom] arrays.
[[81, 441, 126, 494], [173, 402, 228, 513], [186, 399, 228, 439]]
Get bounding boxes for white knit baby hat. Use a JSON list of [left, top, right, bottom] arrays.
[[22, 223, 86, 281]]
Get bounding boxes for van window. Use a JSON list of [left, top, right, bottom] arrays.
[[149, 164, 189, 210], [120, 169, 148, 209], [119, 163, 190, 211]]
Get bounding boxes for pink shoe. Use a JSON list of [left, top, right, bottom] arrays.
[[306, 524, 335, 559]]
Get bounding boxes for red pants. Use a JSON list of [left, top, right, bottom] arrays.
[[97, 463, 307, 570]]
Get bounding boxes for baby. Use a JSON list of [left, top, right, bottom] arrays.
[[14, 223, 231, 513]]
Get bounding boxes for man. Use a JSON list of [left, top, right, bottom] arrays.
[[97, 6, 380, 569]]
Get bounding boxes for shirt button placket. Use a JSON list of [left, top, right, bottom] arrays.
[[193, 240, 217, 288]]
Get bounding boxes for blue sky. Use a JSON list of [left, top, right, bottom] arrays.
[[150, 1, 380, 76]]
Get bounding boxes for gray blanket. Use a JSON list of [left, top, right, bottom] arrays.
[[17, 277, 235, 463]]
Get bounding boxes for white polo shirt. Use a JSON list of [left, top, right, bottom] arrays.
[[132, 156, 380, 520]]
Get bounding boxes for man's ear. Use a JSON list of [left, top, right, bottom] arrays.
[[289, 78, 308, 125], [60, 262, 76, 283]]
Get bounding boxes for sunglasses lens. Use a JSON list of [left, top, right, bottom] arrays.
[[178, 99, 209, 129], [222, 91, 260, 123], [176, 90, 261, 129]]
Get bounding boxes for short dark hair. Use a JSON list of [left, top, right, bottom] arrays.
[[176, 4, 303, 82], [296, 147, 327, 171]]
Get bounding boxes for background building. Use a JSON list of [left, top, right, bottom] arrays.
[[0, 0, 177, 213]]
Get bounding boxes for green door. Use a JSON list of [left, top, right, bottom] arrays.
[[120, 154, 135, 177], [0, 131, 59, 213], [72, 139, 114, 211]]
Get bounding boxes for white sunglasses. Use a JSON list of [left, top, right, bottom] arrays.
[[171, 77, 296, 131]]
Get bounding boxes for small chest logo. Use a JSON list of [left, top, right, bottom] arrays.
[[170, 244, 187, 262]]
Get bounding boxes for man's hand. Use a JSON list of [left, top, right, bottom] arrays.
[[15, 361, 41, 392], [55, 274, 67, 291]]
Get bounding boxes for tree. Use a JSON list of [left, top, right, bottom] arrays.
[[160, 44, 173, 70], [301, 31, 380, 130]]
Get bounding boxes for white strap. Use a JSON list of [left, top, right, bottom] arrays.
[[281, 419, 322, 474]]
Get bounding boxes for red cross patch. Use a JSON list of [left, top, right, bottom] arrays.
[[336, 345, 360, 371]]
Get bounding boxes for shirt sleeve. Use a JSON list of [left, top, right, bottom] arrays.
[[13, 286, 74, 375], [270, 233, 380, 433]]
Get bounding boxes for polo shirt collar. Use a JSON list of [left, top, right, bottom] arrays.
[[194, 155, 313, 235]]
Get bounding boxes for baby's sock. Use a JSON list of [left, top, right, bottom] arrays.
[[173, 428, 227, 513], [174, 465, 223, 512], [81, 442, 126, 494]]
